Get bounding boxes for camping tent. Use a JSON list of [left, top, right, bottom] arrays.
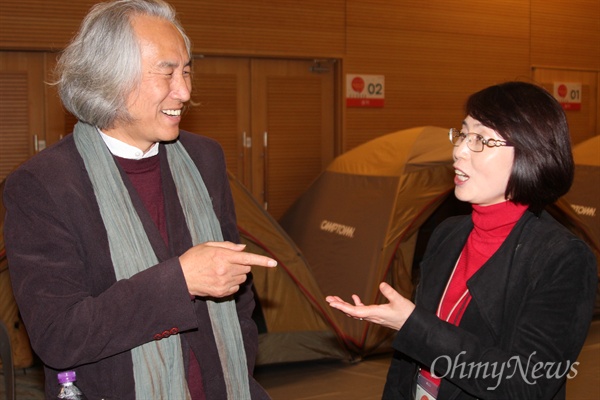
[[277, 126, 465, 357], [231, 126, 468, 362], [563, 135, 600, 251], [555, 135, 600, 315], [228, 172, 354, 364], [257, 127, 600, 358]]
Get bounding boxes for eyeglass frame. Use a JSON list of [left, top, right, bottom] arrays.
[[448, 128, 513, 153]]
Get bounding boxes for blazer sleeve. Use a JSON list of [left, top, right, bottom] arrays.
[[3, 166, 199, 370], [390, 219, 597, 399]]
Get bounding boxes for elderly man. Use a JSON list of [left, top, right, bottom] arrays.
[[3, 1, 276, 398]]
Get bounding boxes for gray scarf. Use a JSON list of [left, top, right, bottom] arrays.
[[74, 122, 251, 399]]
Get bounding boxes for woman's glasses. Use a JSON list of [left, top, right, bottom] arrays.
[[449, 128, 512, 152]]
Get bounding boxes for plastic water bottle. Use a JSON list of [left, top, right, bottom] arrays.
[[57, 371, 87, 400]]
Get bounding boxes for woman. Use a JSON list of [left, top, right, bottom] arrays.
[[326, 81, 597, 399]]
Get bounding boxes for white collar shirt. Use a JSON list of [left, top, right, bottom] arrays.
[[98, 128, 160, 160]]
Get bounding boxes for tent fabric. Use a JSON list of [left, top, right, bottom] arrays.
[[229, 126, 462, 361], [228, 173, 353, 364], [257, 126, 600, 359], [564, 135, 600, 251], [556, 135, 600, 315], [279, 126, 457, 355]]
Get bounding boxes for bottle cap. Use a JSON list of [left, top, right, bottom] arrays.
[[57, 370, 77, 384]]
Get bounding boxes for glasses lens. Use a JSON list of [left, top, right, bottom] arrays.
[[467, 133, 484, 152], [449, 129, 462, 146]]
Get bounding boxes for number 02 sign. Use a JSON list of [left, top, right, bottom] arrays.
[[553, 82, 582, 111], [346, 74, 385, 107]]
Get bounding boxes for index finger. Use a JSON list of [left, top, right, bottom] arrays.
[[236, 252, 278, 268]]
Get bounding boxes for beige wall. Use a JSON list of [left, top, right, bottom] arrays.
[[1, 0, 598, 151]]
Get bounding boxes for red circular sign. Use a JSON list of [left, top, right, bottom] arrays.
[[351, 77, 365, 93], [557, 84, 567, 98]]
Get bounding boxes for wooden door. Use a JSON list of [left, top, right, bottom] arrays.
[[180, 57, 250, 182], [533, 68, 599, 145], [0, 52, 45, 182], [181, 57, 336, 220], [250, 58, 335, 219]]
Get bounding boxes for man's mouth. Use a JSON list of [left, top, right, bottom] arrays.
[[162, 109, 182, 117]]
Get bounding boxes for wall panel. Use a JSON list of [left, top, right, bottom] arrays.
[[343, 1, 531, 150], [0, 1, 346, 57], [0, 1, 96, 50], [531, 0, 600, 70], [347, 0, 529, 40], [174, 0, 346, 57], [0, 0, 598, 160]]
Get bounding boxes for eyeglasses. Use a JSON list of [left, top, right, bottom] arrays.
[[448, 128, 512, 153]]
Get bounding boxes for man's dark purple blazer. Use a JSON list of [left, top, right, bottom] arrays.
[[4, 130, 270, 399]]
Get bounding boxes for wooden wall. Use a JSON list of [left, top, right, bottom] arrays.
[[344, 0, 533, 148], [1, 0, 598, 151]]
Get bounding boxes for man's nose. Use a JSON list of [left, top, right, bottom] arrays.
[[172, 75, 191, 102]]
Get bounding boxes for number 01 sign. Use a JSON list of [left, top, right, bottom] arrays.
[[553, 82, 582, 111], [346, 74, 385, 107]]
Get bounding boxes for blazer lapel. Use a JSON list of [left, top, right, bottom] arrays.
[[417, 217, 472, 313], [465, 211, 534, 339]]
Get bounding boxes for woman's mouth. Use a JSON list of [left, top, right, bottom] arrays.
[[454, 168, 469, 183]]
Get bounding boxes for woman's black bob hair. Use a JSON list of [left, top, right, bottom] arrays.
[[465, 81, 574, 213]]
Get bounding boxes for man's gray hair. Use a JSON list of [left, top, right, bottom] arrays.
[[55, 0, 191, 129]]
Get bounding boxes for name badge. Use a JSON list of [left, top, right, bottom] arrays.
[[415, 373, 439, 400]]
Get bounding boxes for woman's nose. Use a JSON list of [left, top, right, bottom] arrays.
[[453, 138, 470, 160]]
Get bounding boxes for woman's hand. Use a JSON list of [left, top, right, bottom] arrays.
[[326, 282, 416, 331]]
